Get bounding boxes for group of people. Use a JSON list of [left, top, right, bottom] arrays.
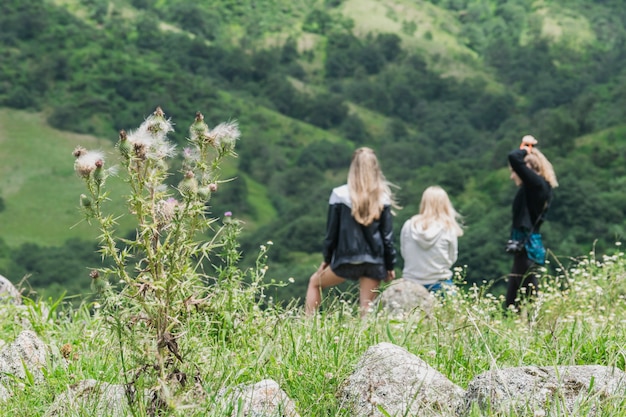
[[305, 136, 558, 316]]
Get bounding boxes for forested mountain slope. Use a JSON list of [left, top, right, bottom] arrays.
[[1, 0, 625, 301]]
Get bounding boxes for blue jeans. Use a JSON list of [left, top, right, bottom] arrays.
[[423, 279, 454, 294]]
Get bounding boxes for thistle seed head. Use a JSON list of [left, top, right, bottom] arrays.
[[74, 149, 105, 178]]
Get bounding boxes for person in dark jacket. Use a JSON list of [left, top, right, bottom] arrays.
[[506, 135, 558, 310], [305, 147, 399, 316]]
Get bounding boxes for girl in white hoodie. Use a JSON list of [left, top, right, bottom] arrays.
[[400, 186, 463, 292]]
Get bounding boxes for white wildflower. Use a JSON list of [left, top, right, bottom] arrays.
[[73, 148, 105, 178], [209, 120, 240, 150]]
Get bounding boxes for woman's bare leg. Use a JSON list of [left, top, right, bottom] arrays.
[[305, 263, 345, 316], [358, 277, 382, 317]]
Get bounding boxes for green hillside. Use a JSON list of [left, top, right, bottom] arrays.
[[0, 109, 133, 246], [1, 0, 626, 302]]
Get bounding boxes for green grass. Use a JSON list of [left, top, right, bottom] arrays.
[[0, 109, 133, 247], [3, 244, 626, 415], [243, 173, 278, 227]]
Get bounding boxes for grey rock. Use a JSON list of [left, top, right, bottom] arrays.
[[0, 330, 47, 382], [461, 365, 626, 416], [376, 278, 435, 317], [0, 330, 48, 401], [44, 379, 132, 417], [338, 342, 464, 417], [218, 379, 300, 417], [0, 274, 21, 305]]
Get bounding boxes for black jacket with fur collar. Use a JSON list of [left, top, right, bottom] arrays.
[[322, 184, 396, 271]]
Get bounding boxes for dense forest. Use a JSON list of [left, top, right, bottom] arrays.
[[1, 0, 626, 304]]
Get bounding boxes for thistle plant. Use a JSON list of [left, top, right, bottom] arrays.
[[72, 107, 249, 410]]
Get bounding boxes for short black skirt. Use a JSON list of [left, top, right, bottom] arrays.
[[332, 263, 387, 281]]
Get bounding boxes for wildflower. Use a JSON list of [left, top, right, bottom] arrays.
[[90, 269, 108, 293], [181, 146, 201, 169], [73, 148, 105, 178], [72, 146, 88, 158], [209, 120, 240, 151], [127, 128, 176, 161], [189, 112, 212, 145], [224, 211, 232, 217], [197, 186, 212, 201], [125, 108, 176, 161], [117, 130, 131, 158], [140, 106, 174, 140], [288, 277, 295, 283], [208, 183, 218, 192], [93, 159, 105, 185], [178, 171, 198, 196], [155, 197, 179, 226]]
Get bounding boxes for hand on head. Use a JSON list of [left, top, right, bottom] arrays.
[[520, 135, 537, 152]]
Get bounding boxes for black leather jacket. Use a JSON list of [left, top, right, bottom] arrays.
[[508, 148, 552, 232], [322, 185, 396, 271]]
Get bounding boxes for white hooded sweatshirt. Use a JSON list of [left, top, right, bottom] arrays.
[[400, 218, 458, 285]]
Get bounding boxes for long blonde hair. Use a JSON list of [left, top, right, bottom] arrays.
[[412, 185, 463, 236], [525, 148, 559, 188], [348, 147, 398, 226]]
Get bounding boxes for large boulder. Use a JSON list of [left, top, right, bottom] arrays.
[[460, 365, 626, 416], [338, 342, 464, 416], [376, 278, 434, 317]]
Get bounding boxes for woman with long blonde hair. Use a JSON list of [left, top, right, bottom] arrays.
[[400, 185, 463, 292], [505, 135, 558, 310], [305, 147, 399, 316]]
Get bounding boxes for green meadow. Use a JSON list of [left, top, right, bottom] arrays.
[[0, 109, 133, 247]]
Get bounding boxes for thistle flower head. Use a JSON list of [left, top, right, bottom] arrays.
[[93, 159, 106, 185], [140, 107, 174, 140], [90, 269, 108, 293], [73, 146, 88, 159], [182, 147, 201, 162], [209, 120, 240, 150], [189, 112, 211, 145], [74, 149, 105, 178], [117, 129, 132, 157], [178, 171, 198, 196], [127, 110, 176, 161], [155, 197, 180, 227]]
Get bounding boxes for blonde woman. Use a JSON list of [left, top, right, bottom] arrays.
[[400, 186, 463, 293], [305, 147, 399, 316], [505, 135, 558, 310]]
